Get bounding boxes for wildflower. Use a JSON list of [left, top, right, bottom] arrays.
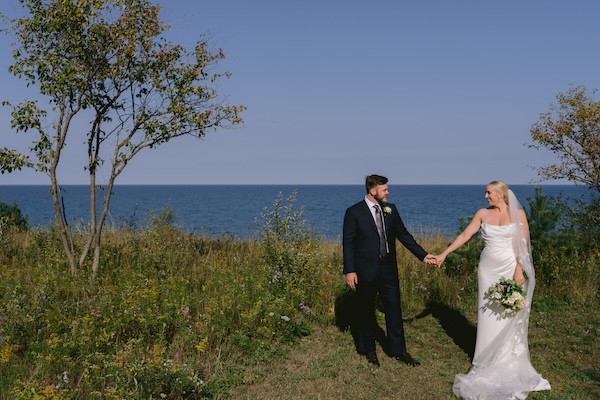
[[281, 315, 290, 322], [299, 302, 313, 315], [0, 345, 11, 363], [195, 337, 208, 352], [270, 271, 283, 284]]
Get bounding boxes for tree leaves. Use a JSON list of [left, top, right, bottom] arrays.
[[1, 0, 245, 274], [529, 85, 600, 192]]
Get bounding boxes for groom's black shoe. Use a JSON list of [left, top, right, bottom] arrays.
[[365, 352, 380, 367], [395, 352, 420, 367]]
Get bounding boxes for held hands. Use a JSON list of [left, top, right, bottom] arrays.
[[347, 253, 447, 290], [433, 253, 447, 267], [423, 254, 439, 266], [425, 253, 446, 268]]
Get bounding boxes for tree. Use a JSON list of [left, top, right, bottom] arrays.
[[0, 0, 245, 275], [0, 200, 29, 230], [528, 85, 600, 192]]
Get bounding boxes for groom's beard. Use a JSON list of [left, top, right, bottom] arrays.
[[375, 196, 387, 205]]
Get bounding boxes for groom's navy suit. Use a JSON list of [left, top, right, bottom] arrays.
[[343, 199, 427, 356]]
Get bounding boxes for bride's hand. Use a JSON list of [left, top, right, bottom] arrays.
[[513, 266, 525, 286], [433, 254, 446, 267]]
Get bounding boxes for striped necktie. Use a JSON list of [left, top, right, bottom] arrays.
[[374, 205, 387, 257]]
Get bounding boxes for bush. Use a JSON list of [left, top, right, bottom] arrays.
[[436, 187, 599, 299], [0, 201, 28, 231], [0, 197, 596, 398], [567, 193, 600, 254], [442, 215, 483, 277]]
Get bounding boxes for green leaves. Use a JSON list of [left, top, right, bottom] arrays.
[[0, 148, 32, 173], [1, 0, 245, 273], [529, 85, 600, 192], [6, 0, 245, 157]]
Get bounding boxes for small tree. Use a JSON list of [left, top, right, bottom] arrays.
[[525, 187, 564, 244], [528, 85, 600, 192], [0, 201, 29, 230], [0, 0, 244, 275]]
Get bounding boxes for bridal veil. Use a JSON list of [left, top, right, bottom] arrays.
[[453, 190, 550, 399]]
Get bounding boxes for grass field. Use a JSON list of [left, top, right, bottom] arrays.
[[0, 206, 598, 399], [229, 296, 599, 399]]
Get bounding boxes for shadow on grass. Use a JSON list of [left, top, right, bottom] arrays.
[[334, 290, 391, 355], [335, 293, 477, 360], [410, 301, 477, 360]]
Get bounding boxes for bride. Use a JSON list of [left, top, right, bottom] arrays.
[[434, 181, 550, 399]]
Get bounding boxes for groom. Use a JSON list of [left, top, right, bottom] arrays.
[[343, 174, 436, 367]]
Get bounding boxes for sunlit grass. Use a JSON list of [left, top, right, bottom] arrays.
[[0, 202, 597, 399]]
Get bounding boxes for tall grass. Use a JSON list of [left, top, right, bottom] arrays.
[[0, 194, 597, 399]]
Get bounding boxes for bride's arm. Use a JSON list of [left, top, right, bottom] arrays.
[[434, 209, 484, 265], [513, 209, 529, 285], [517, 209, 530, 243]]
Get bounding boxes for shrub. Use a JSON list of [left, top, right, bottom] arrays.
[[567, 193, 600, 254], [441, 215, 483, 277], [0, 201, 29, 231], [0, 198, 595, 398]]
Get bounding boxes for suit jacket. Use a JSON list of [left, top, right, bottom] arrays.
[[343, 200, 427, 282]]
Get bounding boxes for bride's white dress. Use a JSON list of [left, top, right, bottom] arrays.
[[453, 222, 551, 400]]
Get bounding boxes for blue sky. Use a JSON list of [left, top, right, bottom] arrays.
[[1, 0, 599, 185]]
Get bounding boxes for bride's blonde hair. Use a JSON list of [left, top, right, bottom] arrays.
[[489, 180, 509, 205]]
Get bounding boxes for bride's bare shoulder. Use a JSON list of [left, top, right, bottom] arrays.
[[475, 207, 493, 217], [472, 208, 491, 222], [474, 207, 496, 223]]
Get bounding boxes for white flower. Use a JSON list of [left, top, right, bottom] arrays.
[[508, 292, 525, 306], [383, 206, 392, 214], [504, 296, 516, 306], [281, 315, 290, 322]]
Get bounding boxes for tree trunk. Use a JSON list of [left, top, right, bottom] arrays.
[[50, 171, 77, 275]]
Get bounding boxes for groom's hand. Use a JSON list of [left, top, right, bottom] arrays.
[[345, 272, 358, 291], [423, 254, 439, 266]]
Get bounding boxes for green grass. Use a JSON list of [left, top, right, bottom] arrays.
[[0, 215, 597, 399], [229, 298, 599, 400]]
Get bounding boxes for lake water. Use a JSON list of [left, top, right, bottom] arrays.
[[0, 185, 592, 240]]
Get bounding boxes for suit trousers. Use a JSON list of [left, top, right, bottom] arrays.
[[355, 258, 407, 356]]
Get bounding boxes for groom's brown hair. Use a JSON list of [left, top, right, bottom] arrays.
[[365, 175, 388, 193]]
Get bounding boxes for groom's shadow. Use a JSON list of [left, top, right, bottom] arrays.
[[334, 290, 391, 354], [334, 290, 411, 356], [410, 300, 477, 360], [335, 291, 476, 360]]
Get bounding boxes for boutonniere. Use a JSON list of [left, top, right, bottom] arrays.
[[383, 206, 392, 215]]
